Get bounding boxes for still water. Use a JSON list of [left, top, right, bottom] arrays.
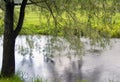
[[0, 35, 120, 82]]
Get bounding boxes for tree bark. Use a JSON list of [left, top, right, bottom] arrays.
[[1, 1, 15, 77], [14, 0, 28, 38]]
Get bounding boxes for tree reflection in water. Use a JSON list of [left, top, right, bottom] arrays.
[[62, 59, 83, 82], [1, 36, 120, 82], [15, 35, 83, 82]]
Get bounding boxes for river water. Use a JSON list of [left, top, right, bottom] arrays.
[[0, 35, 120, 82]]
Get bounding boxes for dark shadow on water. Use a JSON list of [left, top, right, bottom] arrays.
[[62, 59, 83, 82], [90, 66, 102, 82], [18, 55, 35, 81]]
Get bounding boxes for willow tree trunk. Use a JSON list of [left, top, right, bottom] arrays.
[[1, 1, 15, 77]]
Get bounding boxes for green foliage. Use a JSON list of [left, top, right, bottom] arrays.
[[0, 0, 5, 10], [11, 0, 120, 51], [0, 9, 4, 35]]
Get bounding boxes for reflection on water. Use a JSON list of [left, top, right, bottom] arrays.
[[0, 36, 120, 82]]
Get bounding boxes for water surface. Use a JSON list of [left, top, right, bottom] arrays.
[[0, 35, 120, 82]]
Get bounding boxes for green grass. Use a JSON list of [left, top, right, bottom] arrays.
[[0, 75, 23, 82], [20, 7, 120, 38], [0, 77, 86, 82], [0, 76, 116, 82], [0, 75, 43, 82]]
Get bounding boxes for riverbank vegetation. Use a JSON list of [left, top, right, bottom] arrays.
[[0, 75, 22, 82], [22, 6, 120, 38], [0, 75, 87, 82], [0, 6, 120, 38], [0, 74, 87, 82]]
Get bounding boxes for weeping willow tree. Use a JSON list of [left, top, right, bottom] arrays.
[[28, 0, 120, 52], [0, 0, 120, 77]]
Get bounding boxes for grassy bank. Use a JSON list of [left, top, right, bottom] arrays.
[[22, 11, 120, 38], [0, 74, 87, 82], [15, 7, 120, 38], [0, 75, 22, 82], [0, 6, 120, 38], [0, 76, 115, 82]]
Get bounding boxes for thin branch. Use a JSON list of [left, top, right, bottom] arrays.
[[53, 1, 59, 13], [44, 1, 57, 25], [28, 0, 48, 10], [14, 2, 33, 6], [14, 0, 45, 6], [29, 0, 45, 4]]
